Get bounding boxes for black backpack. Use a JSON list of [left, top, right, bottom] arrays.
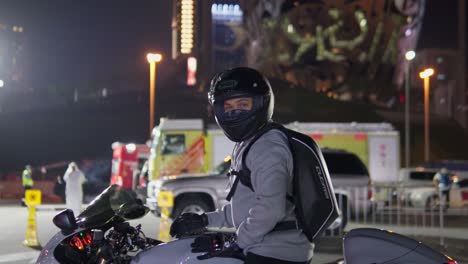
[[226, 122, 340, 242]]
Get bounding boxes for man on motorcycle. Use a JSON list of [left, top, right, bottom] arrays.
[[170, 67, 313, 263]]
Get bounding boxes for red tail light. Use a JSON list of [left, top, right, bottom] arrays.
[[69, 231, 93, 251], [83, 232, 93, 245], [367, 189, 373, 200], [461, 191, 468, 201], [69, 236, 84, 251]]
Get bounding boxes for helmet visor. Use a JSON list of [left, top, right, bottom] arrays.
[[214, 95, 263, 123]]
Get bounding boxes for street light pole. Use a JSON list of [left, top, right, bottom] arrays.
[[149, 60, 156, 137], [404, 51, 416, 168], [147, 53, 162, 138], [419, 68, 434, 162], [423, 76, 430, 162]]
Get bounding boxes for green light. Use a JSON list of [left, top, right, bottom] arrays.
[[79, 232, 84, 237]]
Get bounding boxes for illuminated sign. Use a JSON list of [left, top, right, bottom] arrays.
[[211, 4, 243, 20], [180, 0, 194, 54], [187, 56, 197, 86]]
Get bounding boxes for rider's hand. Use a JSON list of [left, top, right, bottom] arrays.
[[169, 213, 208, 238], [191, 232, 236, 253], [196, 242, 245, 261]]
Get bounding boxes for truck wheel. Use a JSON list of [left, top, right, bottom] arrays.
[[172, 197, 213, 219], [326, 195, 348, 236]]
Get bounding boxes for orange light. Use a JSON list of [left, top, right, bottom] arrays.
[[311, 134, 324, 140], [419, 68, 434, 79], [147, 53, 162, 63], [69, 236, 84, 251], [354, 134, 367, 141], [83, 232, 93, 245]]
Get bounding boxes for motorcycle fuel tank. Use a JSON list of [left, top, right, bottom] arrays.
[[131, 237, 243, 264], [344, 228, 455, 264]]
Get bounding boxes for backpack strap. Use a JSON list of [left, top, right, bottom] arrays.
[[225, 168, 248, 201], [226, 123, 295, 204], [225, 123, 277, 201], [226, 122, 300, 233]]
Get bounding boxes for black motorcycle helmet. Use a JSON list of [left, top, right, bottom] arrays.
[[208, 67, 274, 142]]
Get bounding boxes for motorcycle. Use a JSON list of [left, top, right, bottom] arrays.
[[36, 185, 457, 264]]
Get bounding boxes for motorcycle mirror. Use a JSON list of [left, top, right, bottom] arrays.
[[116, 202, 149, 220], [53, 209, 78, 231]]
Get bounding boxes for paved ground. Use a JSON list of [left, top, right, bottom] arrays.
[[0, 202, 466, 263]]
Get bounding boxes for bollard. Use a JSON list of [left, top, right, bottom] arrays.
[[363, 187, 367, 224], [396, 185, 401, 226], [405, 187, 409, 227], [438, 189, 445, 246], [371, 186, 376, 225], [387, 185, 392, 226], [23, 189, 42, 249], [157, 191, 174, 242]]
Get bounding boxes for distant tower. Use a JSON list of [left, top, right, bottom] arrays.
[[172, 0, 245, 90], [458, 0, 467, 128], [0, 23, 27, 90]]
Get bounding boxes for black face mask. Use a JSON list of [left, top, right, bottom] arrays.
[[213, 95, 270, 142], [221, 109, 252, 122]]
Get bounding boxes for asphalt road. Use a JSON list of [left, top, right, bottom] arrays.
[[1, 203, 467, 263], [0, 205, 343, 264]]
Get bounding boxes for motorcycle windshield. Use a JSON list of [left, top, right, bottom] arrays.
[[76, 184, 142, 228]]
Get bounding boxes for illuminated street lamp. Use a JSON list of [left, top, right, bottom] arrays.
[[0, 79, 4, 88], [405, 50, 416, 61], [404, 50, 416, 168], [147, 53, 163, 137], [419, 68, 434, 162]]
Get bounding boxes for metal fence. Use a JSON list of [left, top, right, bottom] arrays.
[[326, 184, 468, 245]]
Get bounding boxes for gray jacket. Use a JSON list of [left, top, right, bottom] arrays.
[[206, 129, 314, 262]]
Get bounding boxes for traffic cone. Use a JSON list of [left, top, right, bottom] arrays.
[[23, 205, 41, 249], [158, 207, 172, 242]]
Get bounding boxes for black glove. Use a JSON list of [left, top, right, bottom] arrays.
[[169, 213, 208, 238], [196, 242, 245, 261], [191, 232, 236, 253]]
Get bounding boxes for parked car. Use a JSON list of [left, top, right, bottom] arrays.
[[321, 148, 373, 217], [398, 168, 439, 188], [450, 178, 468, 208], [408, 178, 468, 209], [147, 149, 373, 233], [398, 167, 468, 209]]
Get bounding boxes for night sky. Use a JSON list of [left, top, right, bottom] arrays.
[[0, 0, 461, 90], [0, 0, 172, 88], [0, 0, 465, 172], [418, 0, 459, 50]]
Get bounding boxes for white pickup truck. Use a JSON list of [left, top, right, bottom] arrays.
[[147, 148, 374, 234]]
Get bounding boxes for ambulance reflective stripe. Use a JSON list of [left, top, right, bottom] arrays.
[[160, 136, 205, 176], [179, 137, 204, 169]]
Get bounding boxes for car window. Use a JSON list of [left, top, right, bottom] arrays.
[[323, 152, 369, 176], [409, 171, 436, 181], [161, 134, 185, 155]]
